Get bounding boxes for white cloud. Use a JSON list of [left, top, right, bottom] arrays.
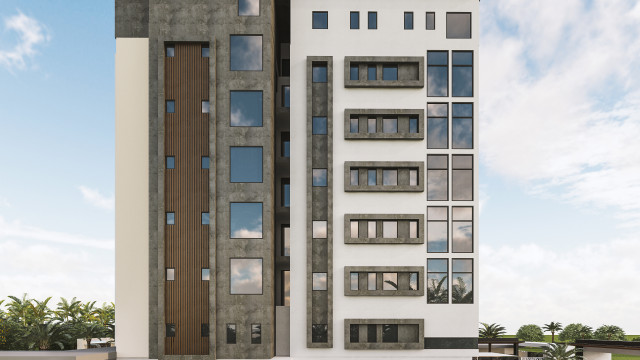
[[79, 186, 114, 211], [0, 11, 50, 71], [480, 0, 640, 227], [480, 239, 640, 334]]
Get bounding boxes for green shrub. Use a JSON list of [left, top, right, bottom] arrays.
[[516, 324, 545, 341]]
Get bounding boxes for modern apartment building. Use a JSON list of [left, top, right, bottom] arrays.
[[115, 0, 478, 359]]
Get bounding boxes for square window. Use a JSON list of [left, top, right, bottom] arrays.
[[367, 221, 376, 238], [426, 12, 435, 30], [312, 116, 327, 135], [404, 12, 414, 30], [230, 203, 263, 238], [283, 226, 290, 256], [282, 179, 290, 207], [283, 85, 290, 108], [367, 118, 376, 133], [382, 221, 397, 238], [230, 35, 262, 71], [447, 13, 471, 39], [230, 91, 262, 126], [166, 100, 175, 113], [367, 272, 377, 290], [166, 212, 175, 225], [312, 272, 327, 290], [383, 65, 398, 80], [202, 268, 210, 281], [409, 220, 418, 238], [368, 12, 377, 29], [367, 169, 376, 185], [166, 268, 175, 281], [350, 11, 359, 29], [230, 258, 263, 294], [230, 147, 263, 182], [166, 323, 176, 337], [382, 324, 398, 342], [226, 324, 237, 344], [409, 117, 418, 133], [350, 65, 359, 80], [409, 272, 418, 290], [350, 220, 359, 238], [251, 324, 262, 344], [312, 220, 327, 238], [367, 324, 377, 343], [201, 46, 209, 58], [367, 65, 376, 80], [312, 168, 328, 186], [202, 212, 210, 225], [382, 273, 398, 290], [201, 323, 209, 337], [350, 272, 359, 290], [350, 117, 359, 133], [202, 100, 209, 113], [282, 132, 290, 157], [312, 65, 327, 83], [166, 156, 175, 169], [382, 169, 398, 186], [166, 45, 175, 57], [202, 156, 210, 169], [382, 118, 397, 133], [312, 12, 328, 29], [239, 0, 259, 16], [312, 324, 328, 343], [350, 324, 360, 343], [410, 169, 418, 186], [350, 169, 359, 186]]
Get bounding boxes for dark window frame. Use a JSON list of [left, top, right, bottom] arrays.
[[452, 50, 474, 97], [229, 146, 264, 183], [229, 34, 264, 71], [404, 12, 414, 30], [427, 102, 449, 149], [427, 258, 449, 304], [229, 257, 264, 295], [312, 11, 329, 29], [427, 51, 448, 97], [368, 11, 378, 29], [426, 12, 435, 30], [229, 202, 264, 239], [452, 206, 474, 253], [446, 12, 472, 39], [427, 206, 449, 253], [350, 11, 359, 29], [452, 258, 474, 304]]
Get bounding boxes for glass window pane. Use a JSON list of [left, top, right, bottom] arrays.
[[166, 46, 175, 57], [409, 117, 418, 133], [367, 273, 377, 290], [453, 259, 472, 272], [453, 51, 473, 65], [383, 170, 397, 186], [367, 65, 376, 80], [350, 117, 359, 133], [230, 203, 263, 238], [452, 273, 473, 303], [428, 51, 448, 65], [202, 100, 209, 113], [350, 272, 359, 290], [251, 324, 261, 344], [409, 221, 418, 238], [312, 220, 327, 238], [202, 46, 210, 58], [382, 273, 398, 290], [227, 324, 237, 344], [166, 268, 175, 281], [367, 324, 377, 343], [452, 169, 473, 200], [166, 100, 175, 113], [383, 324, 398, 342], [238, 0, 259, 16], [382, 221, 397, 238], [453, 117, 473, 149], [350, 169, 359, 185], [427, 154, 448, 169], [382, 118, 398, 133], [312, 12, 328, 29], [453, 103, 473, 117], [283, 270, 290, 305], [202, 156, 209, 169], [404, 12, 413, 30], [350, 65, 359, 80], [453, 66, 473, 97], [427, 118, 448, 149], [166, 156, 175, 169], [283, 182, 290, 207], [427, 272, 448, 304], [166, 323, 176, 337], [230, 258, 263, 294], [452, 155, 473, 169], [426, 12, 435, 30], [281, 59, 290, 76], [452, 221, 473, 252], [367, 118, 376, 133], [409, 272, 418, 290], [283, 226, 290, 256], [230, 35, 262, 70], [166, 212, 175, 225], [382, 66, 398, 80], [202, 212, 210, 225], [350, 221, 359, 238], [410, 169, 418, 186], [202, 323, 209, 337], [312, 273, 328, 290], [427, 221, 448, 253], [282, 132, 290, 158], [312, 116, 327, 134], [428, 207, 448, 221], [230, 147, 263, 182], [367, 221, 376, 238], [452, 207, 473, 220], [202, 268, 210, 281], [312, 65, 327, 82], [350, 324, 359, 343], [350, 12, 359, 29], [312, 324, 328, 343], [427, 170, 448, 201], [368, 12, 377, 29], [428, 258, 448, 272], [312, 169, 328, 186], [367, 169, 376, 185], [230, 91, 262, 126], [283, 86, 290, 108], [447, 13, 471, 39]]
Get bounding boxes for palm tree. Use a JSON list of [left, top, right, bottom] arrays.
[[78, 301, 98, 323], [56, 297, 81, 323], [479, 322, 506, 353], [594, 325, 626, 341], [542, 343, 582, 360], [6, 294, 32, 326], [28, 297, 53, 325], [452, 277, 473, 303], [543, 322, 563, 343], [427, 276, 448, 304]]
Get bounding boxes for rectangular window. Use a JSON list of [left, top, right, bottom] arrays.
[[447, 12, 471, 39], [426, 12, 435, 30], [452, 51, 473, 97], [367, 65, 377, 80], [201, 323, 209, 337], [312, 324, 328, 343], [452, 103, 473, 149], [350, 11, 359, 29], [404, 12, 414, 30], [238, 0, 259, 16], [226, 324, 237, 344], [367, 169, 376, 185], [230, 90, 262, 126], [251, 324, 262, 344], [350, 169, 359, 185], [382, 65, 398, 80], [166, 45, 175, 57], [166, 100, 175, 113], [202, 268, 210, 281], [312, 272, 328, 290], [382, 118, 397, 133], [409, 117, 418, 133], [427, 103, 448, 149], [312, 169, 327, 187], [350, 65, 359, 80], [367, 221, 376, 238], [382, 221, 397, 238], [230, 258, 263, 294], [427, 206, 448, 253], [350, 324, 359, 343], [350, 221, 359, 238], [383, 324, 398, 342], [367, 272, 377, 290], [202, 100, 209, 113], [282, 132, 290, 157], [201, 156, 210, 169], [230, 35, 262, 71], [201, 212, 210, 225], [452, 207, 473, 253], [427, 155, 448, 201], [312, 220, 327, 238], [350, 272, 359, 290], [283, 225, 290, 256], [166, 212, 175, 225], [283, 85, 290, 108], [409, 169, 418, 186], [312, 116, 327, 135], [382, 169, 398, 186], [283, 270, 290, 305], [452, 155, 473, 201], [166, 268, 175, 281], [367, 324, 377, 343], [230, 202, 263, 238], [368, 12, 377, 29], [281, 59, 290, 76], [382, 273, 398, 290], [409, 221, 418, 238], [409, 272, 418, 290], [166, 156, 175, 169], [312, 64, 327, 82], [350, 117, 359, 133], [230, 147, 263, 182], [166, 323, 176, 337], [427, 51, 448, 97], [427, 259, 448, 304], [367, 118, 376, 133], [312, 11, 328, 29], [202, 45, 210, 58], [282, 179, 290, 207], [452, 259, 473, 303]]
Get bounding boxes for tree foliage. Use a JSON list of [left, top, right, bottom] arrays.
[[517, 324, 545, 341], [593, 325, 626, 341], [543, 322, 563, 343], [479, 323, 506, 338], [542, 343, 582, 360], [558, 323, 593, 342]]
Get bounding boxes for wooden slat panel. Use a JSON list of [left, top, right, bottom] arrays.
[[164, 43, 209, 356]]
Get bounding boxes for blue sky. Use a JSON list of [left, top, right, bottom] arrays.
[[1, 0, 639, 334]]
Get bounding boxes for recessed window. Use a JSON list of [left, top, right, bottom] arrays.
[[382, 221, 397, 238], [382, 118, 397, 133], [350, 11, 359, 29], [410, 169, 418, 186], [230, 147, 263, 183], [427, 258, 448, 303], [368, 12, 377, 29], [226, 324, 237, 344], [312, 169, 328, 187], [404, 12, 414, 30], [166, 212, 175, 225], [383, 273, 398, 290], [367, 65, 376, 80], [367, 169, 376, 185], [251, 324, 262, 344], [427, 51, 448, 97], [426, 12, 435, 30], [312, 324, 328, 343], [312, 11, 328, 29], [409, 272, 419, 290], [427, 103, 448, 149], [166, 268, 175, 281], [202, 156, 210, 169], [367, 272, 377, 290], [238, 0, 259, 16], [350, 324, 360, 343], [382, 65, 398, 80], [350, 169, 359, 186], [282, 132, 290, 157], [230, 202, 263, 238], [202, 212, 210, 225], [383, 324, 398, 342], [350, 220, 358, 238], [282, 179, 290, 207], [447, 12, 471, 39], [201, 323, 209, 337], [312, 220, 327, 238], [230, 35, 262, 71], [350, 65, 359, 80], [166, 100, 175, 113], [281, 59, 290, 76], [230, 91, 262, 126], [283, 226, 290, 256], [312, 64, 327, 83], [367, 221, 376, 238], [409, 220, 418, 239], [452, 103, 473, 149], [166, 156, 175, 169], [409, 117, 418, 133], [202, 268, 210, 281], [452, 207, 473, 252], [367, 324, 377, 343], [230, 258, 263, 294], [312, 272, 328, 290], [283, 270, 290, 305], [166, 323, 176, 337], [283, 85, 290, 108], [201, 100, 209, 114], [453, 51, 473, 97], [452, 259, 473, 303], [201, 45, 210, 58], [367, 118, 376, 133], [382, 169, 398, 186], [452, 155, 473, 201], [427, 206, 448, 253], [166, 45, 175, 57], [350, 117, 359, 133], [427, 155, 448, 201], [350, 272, 359, 290], [312, 116, 327, 135]]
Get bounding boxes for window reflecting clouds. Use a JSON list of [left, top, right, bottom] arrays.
[[427, 103, 448, 149], [427, 259, 448, 304], [283, 226, 290, 256], [230, 203, 263, 238], [382, 169, 398, 186], [312, 168, 327, 186], [230, 147, 262, 182], [427, 51, 448, 97], [409, 272, 418, 290], [427, 155, 448, 201], [312, 65, 327, 82], [427, 206, 448, 252], [350, 117, 359, 133], [382, 221, 397, 238], [367, 221, 376, 238], [230, 35, 262, 70], [382, 118, 398, 133], [446, 13, 471, 39], [230, 258, 263, 294], [312, 273, 327, 290], [312, 220, 327, 238], [283, 270, 290, 305], [452, 206, 473, 253], [350, 272, 359, 290], [367, 272, 377, 290], [409, 221, 418, 238], [453, 103, 473, 149], [230, 91, 262, 126], [367, 118, 376, 133], [453, 51, 473, 97], [367, 169, 376, 185], [382, 273, 398, 290], [350, 221, 358, 238], [238, 0, 259, 16], [350, 169, 359, 185], [452, 155, 473, 201]]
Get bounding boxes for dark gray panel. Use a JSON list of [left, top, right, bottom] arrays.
[[424, 337, 478, 349]]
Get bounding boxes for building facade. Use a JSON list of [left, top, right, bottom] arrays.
[[115, 0, 478, 359]]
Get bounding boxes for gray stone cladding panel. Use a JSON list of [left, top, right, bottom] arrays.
[[343, 266, 424, 297], [343, 214, 424, 244], [344, 161, 424, 192], [115, 0, 149, 38], [344, 56, 424, 88], [343, 319, 424, 350], [344, 109, 424, 140]]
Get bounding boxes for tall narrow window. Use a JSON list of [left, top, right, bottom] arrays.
[[367, 169, 376, 185], [409, 169, 418, 186], [350, 324, 360, 343], [201, 156, 210, 169], [230, 91, 263, 126], [283, 225, 290, 256], [427, 51, 448, 97], [166, 212, 175, 225], [350, 11, 359, 29], [202, 268, 210, 281], [367, 324, 377, 343], [201, 323, 209, 337], [452, 207, 473, 253], [238, 0, 259, 16], [350, 117, 359, 133], [447, 12, 471, 39], [281, 59, 290, 76], [427, 259, 448, 304], [367, 272, 377, 290], [312, 64, 327, 82], [409, 221, 418, 239], [367, 221, 376, 238], [350, 272, 359, 290], [426, 12, 435, 30], [427, 206, 448, 253], [427, 155, 448, 201], [350, 65, 359, 80], [367, 65, 377, 80], [202, 100, 209, 113], [226, 324, 237, 344], [283, 270, 290, 305], [251, 324, 262, 344], [427, 103, 448, 149], [166, 100, 175, 113], [283, 85, 290, 108], [368, 12, 377, 29], [409, 272, 419, 290], [409, 117, 418, 133], [404, 12, 414, 30], [350, 221, 359, 238], [201, 212, 210, 225], [350, 169, 359, 186], [230, 35, 262, 71], [312, 11, 328, 29], [282, 132, 290, 157], [166, 268, 175, 281], [452, 155, 473, 201], [452, 259, 473, 303], [367, 118, 376, 133], [452, 51, 473, 97], [166, 156, 175, 169], [452, 103, 473, 149], [282, 179, 290, 207]]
